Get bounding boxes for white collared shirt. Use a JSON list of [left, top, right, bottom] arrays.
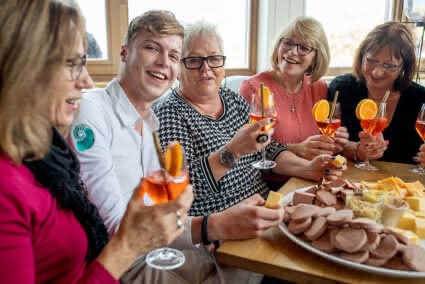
[[69, 78, 160, 235]]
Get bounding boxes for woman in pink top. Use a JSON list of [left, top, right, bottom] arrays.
[[240, 17, 349, 161], [0, 1, 192, 283]]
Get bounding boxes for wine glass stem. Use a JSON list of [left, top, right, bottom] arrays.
[[364, 147, 371, 168], [261, 149, 266, 163]]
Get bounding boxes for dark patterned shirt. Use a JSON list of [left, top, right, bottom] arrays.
[[154, 87, 287, 216]]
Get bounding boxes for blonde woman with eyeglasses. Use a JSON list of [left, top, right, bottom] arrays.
[[328, 21, 425, 165]]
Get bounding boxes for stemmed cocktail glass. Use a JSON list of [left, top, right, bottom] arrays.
[[409, 103, 425, 175], [249, 86, 277, 169], [355, 102, 388, 171]]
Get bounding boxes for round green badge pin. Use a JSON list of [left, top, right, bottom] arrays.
[[72, 124, 95, 152]]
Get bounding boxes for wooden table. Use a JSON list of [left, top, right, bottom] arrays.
[[216, 161, 425, 283]]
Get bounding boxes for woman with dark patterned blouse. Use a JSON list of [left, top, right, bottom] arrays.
[[155, 21, 346, 218], [328, 22, 425, 165]]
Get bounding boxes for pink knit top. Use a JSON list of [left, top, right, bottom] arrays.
[[239, 71, 328, 145]]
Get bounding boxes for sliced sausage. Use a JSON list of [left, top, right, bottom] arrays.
[[401, 244, 425, 272], [327, 209, 353, 226], [360, 231, 381, 251], [316, 207, 336, 217], [293, 191, 315, 206], [285, 205, 296, 215], [305, 185, 317, 194], [370, 234, 399, 259], [350, 218, 382, 232], [334, 228, 367, 253], [384, 228, 409, 245], [305, 216, 327, 241], [283, 210, 291, 223], [366, 256, 390, 267], [316, 190, 337, 206], [288, 217, 312, 235], [339, 250, 369, 264], [384, 255, 410, 271], [312, 230, 336, 253], [291, 204, 320, 222], [329, 179, 346, 188]]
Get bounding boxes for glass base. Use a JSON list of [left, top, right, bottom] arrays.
[[145, 247, 185, 270], [409, 166, 425, 175], [252, 159, 276, 170], [354, 161, 378, 171]]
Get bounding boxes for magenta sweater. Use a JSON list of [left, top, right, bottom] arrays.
[[0, 155, 118, 283], [239, 71, 328, 145]]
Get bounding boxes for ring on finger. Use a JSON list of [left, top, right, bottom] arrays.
[[176, 210, 183, 229], [256, 134, 268, 144]]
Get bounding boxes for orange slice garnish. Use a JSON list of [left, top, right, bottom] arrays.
[[357, 99, 378, 120], [259, 86, 272, 109], [312, 100, 330, 122], [164, 141, 183, 177], [355, 99, 369, 120]]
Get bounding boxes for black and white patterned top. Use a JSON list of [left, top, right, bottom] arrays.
[[154, 87, 287, 216]]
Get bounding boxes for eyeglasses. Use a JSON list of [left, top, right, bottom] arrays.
[[363, 57, 402, 73], [280, 38, 315, 56], [181, 55, 226, 70], [66, 54, 87, 81]]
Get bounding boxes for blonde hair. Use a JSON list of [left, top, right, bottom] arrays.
[[0, 0, 86, 164], [124, 10, 184, 46], [270, 16, 330, 82]]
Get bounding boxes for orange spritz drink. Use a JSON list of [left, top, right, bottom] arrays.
[[410, 103, 425, 175], [312, 100, 341, 137], [143, 170, 189, 204]]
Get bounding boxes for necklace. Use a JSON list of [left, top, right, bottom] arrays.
[[285, 81, 303, 113], [273, 72, 302, 112]]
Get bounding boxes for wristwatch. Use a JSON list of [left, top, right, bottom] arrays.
[[219, 146, 236, 168]]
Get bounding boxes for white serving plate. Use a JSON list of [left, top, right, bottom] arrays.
[[279, 186, 425, 278]]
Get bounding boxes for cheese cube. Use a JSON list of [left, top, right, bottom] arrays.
[[405, 197, 425, 212], [388, 227, 420, 244], [331, 155, 346, 167], [415, 218, 425, 238], [397, 212, 416, 231], [265, 191, 282, 209]]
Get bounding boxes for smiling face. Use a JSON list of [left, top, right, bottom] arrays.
[[179, 35, 225, 99], [276, 37, 316, 80], [50, 32, 93, 127], [120, 31, 182, 103], [361, 46, 403, 93]]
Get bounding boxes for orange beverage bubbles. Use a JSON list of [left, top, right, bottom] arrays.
[[249, 113, 277, 131], [416, 120, 425, 141], [142, 170, 189, 204], [360, 117, 388, 136], [316, 118, 341, 137]]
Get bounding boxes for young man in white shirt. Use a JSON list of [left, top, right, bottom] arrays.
[[70, 10, 283, 284]]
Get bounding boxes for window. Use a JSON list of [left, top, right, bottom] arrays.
[[128, 0, 258, 76], [305, 0, 393, 76]]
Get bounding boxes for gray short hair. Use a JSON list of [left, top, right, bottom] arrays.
[[182, 20, 224, 56]]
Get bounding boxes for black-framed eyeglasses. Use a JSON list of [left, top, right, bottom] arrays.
[[65, 54, 87, 81], [181, 55, 226, 70], [280, 38, 315, 56], [363, 57, 402, 73]]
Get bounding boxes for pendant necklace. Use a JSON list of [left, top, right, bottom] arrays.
[[286, 80, 303, 113]]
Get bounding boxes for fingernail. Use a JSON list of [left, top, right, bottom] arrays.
[[337, 166, 343, 169], [330, 156, 335, 160], [270, 118, 276, 122]]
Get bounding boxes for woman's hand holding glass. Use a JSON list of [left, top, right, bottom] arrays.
[[226, 118, 274, 161], [109, 182, 193, 269], [333, 127, 350, 153], [357, 131, 388, 160]]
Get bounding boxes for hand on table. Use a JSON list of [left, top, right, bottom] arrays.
[[210, 194, 284, 240], [417, 144, 425, 167], [358, 131, 388, 160]]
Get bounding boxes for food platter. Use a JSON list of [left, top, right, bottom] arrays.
[[279, 186, 425, 278]]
